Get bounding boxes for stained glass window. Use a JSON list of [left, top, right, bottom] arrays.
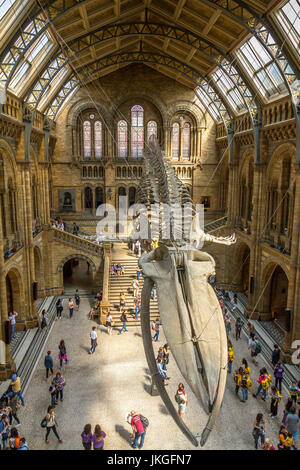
[[131, 105, 144, 157], [94, 121, 102, 158], [147, 120, 157, 142], [182, 123, 191, 159], [83, 121, 91, 158], [172, 122, 180, 159], [118, 120, 128, 158]]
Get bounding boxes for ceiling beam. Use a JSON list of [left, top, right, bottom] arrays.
[[202, 10, 221, 36]]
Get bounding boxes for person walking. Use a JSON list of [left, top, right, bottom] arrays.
[[130, 412, 146, 449], [224, 311, 231, 336], [153, 318, 160, 342], [282, 397, 295, 427], [81, 424, 93, 450], [119, 311, 128, 335], [53, 372, 65, 402], [271, 344, 281, 366], [8, 311, 18, 339], [162, 344, 170, 371], [75, 289, 80, 310], [91, 424, 106, 450], [157, 358, 170, 381], [119, 292, 126, 313], [56, 299, 63, 319], [252, 368, 270, 401], [44, 406, 62, 444], [235, 317, 243, 341], [7, 395, 20, 426], [227, 340, 235, 374], [234, 367, 243, 397], [132, 279, 139, 298], [240, 371, 251, 403], [274, 362, 284, 393], [44, 351, 55, 381], [176, 383, 188, 419], [106, 312, 113, 335], [252, 413, 265, 449], [58, 340, 68, 368], [248, 334, 260, 366], [135, 296, 141, 320], [89, 326, 98, 354], [68, 298, 74, 318], [0, 414, 9, 450], [269, 385, 282, 418], [7, 374, 24, 406], [136, 267, 141, 281], [242, 358, 251, 377], [40, 310, 49, 333], [49, 380, 58, 407], [288, 381, 299, 404], [9, 427, 21, 449]]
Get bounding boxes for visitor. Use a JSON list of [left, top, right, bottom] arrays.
[[288, 381, 299, 404], [247, 322, 255, 337], [274, 362, 284, 393], [0, 414, 9, 449], [75, 289, 80, 310], [286, 408, 299, 449], [153, 318, 160, 342], [119, 292, 126, 312], [269, 385, 281, 418], [136, 267, 141, 281], [278, 425, 291, 450], [7, 395, 20, 426], [242, 358, 251, 377], [81, 424, 93, 450], [58, 340, 68, 368], [106, 312, 113, 335], [9, 427, 21, 450], [49, 381, 58, 407], [41, 310, 49, 332], [135, 296, 141, 320], [7, 374, 24, 406], [89, 326, 98, 354], [162, 344, 170, 371], [231, 294, 237, 311], [130, 412, 146, 449], [18, 438, 28, 450], [45, 406, 62, 444], [8, 311, 18, 339], [224, 311, 231, 336], [44, 351, 55, 381], [252, 368, 270, 401], [271, 344, 281, 366], [227, 340, 234, 374], [263, 438, 275, 450], [248, 334, 260, 366], [53, 372, 65, 402], [252, 413, 265, 449], [282, 397, 295, 427], [92, 424, 106, 450], [72, 222, 79, 236], [68, 298, 74, 318], [234, 367, 243, 397], [157, 358, 170, 381], [119, 311, 128, 335], [235, 317, 243, 340], [132, 278, 139, 298], [240, 370, 251, 403], [176, 383, 188, 419], [56, 299, 63, 319], [151, 286, 157, 301]]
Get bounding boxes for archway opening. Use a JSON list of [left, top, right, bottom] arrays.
[[241, 246, 250, 294], [63, 258, 94, 294], [5, 269, 22, 317], [269, 265, 289, 330]]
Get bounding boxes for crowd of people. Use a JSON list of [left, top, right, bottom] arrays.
[[218, 287, 300, 450]]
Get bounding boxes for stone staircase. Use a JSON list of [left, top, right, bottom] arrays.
[[109, 256, 159, 327], [204, 216, 228, 233]]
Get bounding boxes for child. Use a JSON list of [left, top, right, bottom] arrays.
[[289, 382, 299, 404], [227, 341, 235, 374], [49, 381, 58, 407]]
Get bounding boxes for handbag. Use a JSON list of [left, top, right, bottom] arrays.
[[41, 417, 47, 428]]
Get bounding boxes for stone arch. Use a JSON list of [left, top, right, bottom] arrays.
[[67, 99, 111, 127], [166, 101, 205, 128], [112, 93, 167, 126], [260, 260, 289, 327], [57, 254, 97, 274], [234, 241, 251, 292], [5, 266, 25, 321]]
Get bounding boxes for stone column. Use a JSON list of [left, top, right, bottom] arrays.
[[196, 128, 202, 157], [100, 242, 112, 324]]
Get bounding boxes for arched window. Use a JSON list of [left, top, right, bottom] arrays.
[[182, 123, 191, 159], [83, 121, 91, 158], [95, 187, 104, 208], [172, 122, 180, 159], [128, 187, 136, 207], [118, 120, 128, 158], [94, 121, 102, 158], [147, 121, 157, 142], [131, 105, 144, 157]]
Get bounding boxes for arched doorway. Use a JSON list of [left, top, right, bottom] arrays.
[[63, 257, 95, 294], [261, 263, 289, 330], [84, 187, 93, 214], [241, 246, 250, 293], [5, 269, 23, 317], [34, 246, 44, 296]]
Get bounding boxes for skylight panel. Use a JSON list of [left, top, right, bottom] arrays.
[[0, 0, 13, 19]]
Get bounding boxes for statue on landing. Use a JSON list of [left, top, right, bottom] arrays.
[[136, 135, 236, 447]]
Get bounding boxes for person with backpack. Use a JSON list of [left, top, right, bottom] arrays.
[[274, 362, 284, 393], [227, 341, 235, 374], [58, 340, 68, 368], [43, 406, 62, 444], [75, 289, 80, 310], [118, 311, 128, 334], [9, 427, 21, 450], [253, 368, 271, 401], [248, 335, 260, 366], [56, 298, 63, 319], [242, 358, 251, 377], [269, 385, 282, 418], [240, 371, 252, 403], [278, 425, 292, 450], [252, 413, 265, 449], [176, 383, 188, 419], [130, 411, 147, 449], [44, 351, 55, 381]]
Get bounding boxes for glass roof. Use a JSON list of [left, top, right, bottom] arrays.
[[0, 0, 14, 19], [212, 68, 245, 113], [195, 87, 221, 121], [276, 0, 300, 51]]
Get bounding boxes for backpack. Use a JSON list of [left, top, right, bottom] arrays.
[[175, 392, 185, 405], [228, 349, 235, 361], [246, 377, 252, 389], [254, 342, 262, 354], [140, 415, 149, 428], [261, 376, 270, 390], [14, 435, 21, 448]]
